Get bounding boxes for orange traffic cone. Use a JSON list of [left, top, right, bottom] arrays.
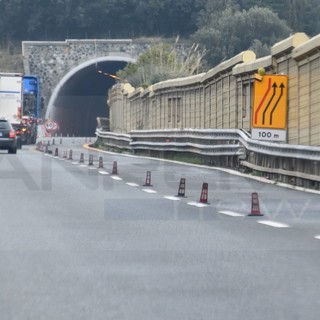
[[143, 171, 153, 186], [98, 156, 104, 168], [88, 154, 93, 166], [248, 192, 263, 216], [177, 178, 186, 197], [199, 183, 209, 203], [112, 161, 118, 174]]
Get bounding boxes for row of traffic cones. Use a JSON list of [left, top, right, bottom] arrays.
[[43, 145, 263, 216], [143, 172, 262, 216], [197, 183, 262, 216], [53, 147, 120, 174]]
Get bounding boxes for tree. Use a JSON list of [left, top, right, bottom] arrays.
[[193, 5, 292, 67]]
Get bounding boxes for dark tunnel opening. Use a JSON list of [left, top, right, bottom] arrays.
[[52, 60, 128, 137]]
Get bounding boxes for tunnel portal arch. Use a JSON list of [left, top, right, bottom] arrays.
[[46, 56, 135, 136]]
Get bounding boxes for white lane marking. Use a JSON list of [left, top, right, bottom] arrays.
[[88, 167, 97, 170], [58, 158, 65, 161], [79, 164, 87, 167], [315, 235, 320, 240], [164, 196, 181, 201], [257, 220, 290, 228], [111, 176, 123, 181], [99, 171, 109, 175], [142, 188, 157, 194], [219, 210, 245, 217], [187, 201, 208, 208], [126, 182, 139, 187], [72, 162, 79, 165]]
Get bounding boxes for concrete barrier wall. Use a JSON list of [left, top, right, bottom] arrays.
[[109, 32, 320, 147]]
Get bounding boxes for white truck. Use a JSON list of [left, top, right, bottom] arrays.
[[0, 73, 24, 123]]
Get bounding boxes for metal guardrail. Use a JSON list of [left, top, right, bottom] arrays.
[[95, 128, 320, 189], [96, 128, 320, 161], [129, 129, 320, 161]]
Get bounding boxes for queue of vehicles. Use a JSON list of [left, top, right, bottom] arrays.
[[0, 72, 41, 153]]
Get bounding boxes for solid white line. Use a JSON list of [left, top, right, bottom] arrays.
[[111, 176, 123, 181], [219, 210, 245, 217], [164, 196, 181, 201], [187, 201, 208, 208], [126, 182, 139, 187], [257, 220, 290, 228], [142, 188, 157, 194], [314, 235, 320, 240]]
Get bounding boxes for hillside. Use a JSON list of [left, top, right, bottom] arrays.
[[0, 43, 23, 73]]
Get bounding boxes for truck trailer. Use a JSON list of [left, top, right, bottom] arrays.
[[0, 73, 23, 123], [0, 73, 41, 145]]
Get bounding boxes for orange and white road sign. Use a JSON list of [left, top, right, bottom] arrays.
[[252, 75, 288, 129]]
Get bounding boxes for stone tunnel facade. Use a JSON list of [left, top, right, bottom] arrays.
[[22, 39, 154, 112]]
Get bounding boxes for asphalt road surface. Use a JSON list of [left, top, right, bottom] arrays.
[[1, 138, 320, 320]]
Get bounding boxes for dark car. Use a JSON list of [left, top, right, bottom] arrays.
[[11, 122, 23, 149], [0, 117, 18, 154]]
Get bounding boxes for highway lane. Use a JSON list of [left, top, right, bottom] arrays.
[[0, 139, 320, 320]]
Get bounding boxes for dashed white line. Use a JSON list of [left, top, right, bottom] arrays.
[[126, 182, 139, 187], [219, 210, 245, 217], [257, 220, 290, 228], [187, 201, 208, 208], [142, 188, 157, 194], [79, 164, 87, 167], [88, 166, 97, 170], [99, 171, 109, 175], [111, 176, 123, 181], [164, 196, 181, 201]]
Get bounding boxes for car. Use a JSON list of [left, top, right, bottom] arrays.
[[11, 122, 23, 149], [0, 117, 18, 154]]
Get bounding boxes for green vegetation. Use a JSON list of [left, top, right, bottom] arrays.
[[0, 43, 23, 72], [117, 40, 206, 87]]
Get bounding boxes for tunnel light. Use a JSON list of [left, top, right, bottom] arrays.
[[97, 69, 122, 81]]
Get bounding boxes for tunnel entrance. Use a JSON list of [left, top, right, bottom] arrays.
[[47, 58, 131, 136]]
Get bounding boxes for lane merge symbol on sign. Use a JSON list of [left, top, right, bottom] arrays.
[[253, 75, 288, 129]]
